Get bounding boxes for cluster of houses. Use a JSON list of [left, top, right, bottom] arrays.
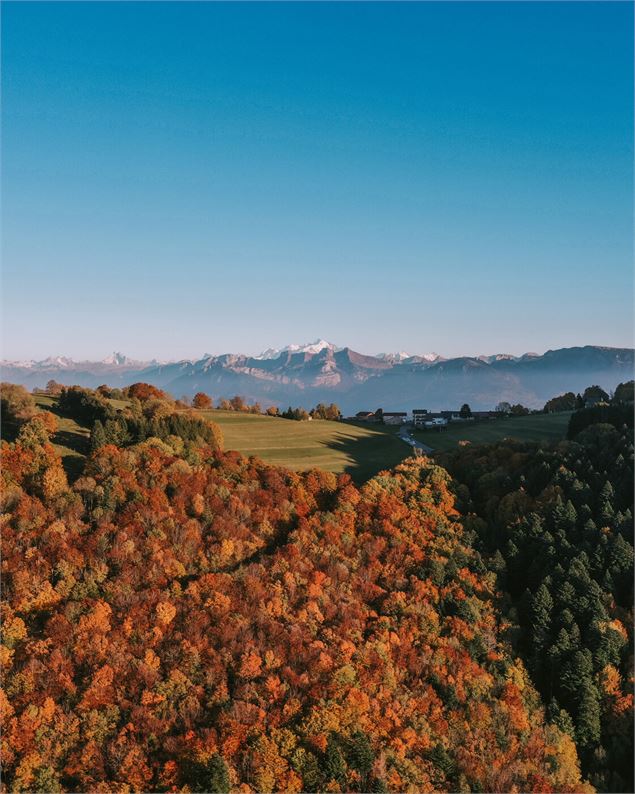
[[354, 408, 502, 428], [354, 410, 409, 425]]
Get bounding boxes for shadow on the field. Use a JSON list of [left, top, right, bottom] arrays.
[[323, 424, 412, 483]]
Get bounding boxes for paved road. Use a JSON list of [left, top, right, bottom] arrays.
[[398, 424, 434, 455]]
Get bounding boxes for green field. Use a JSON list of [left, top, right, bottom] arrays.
[[32, 393, 91, 478], [24, 395, 411, 482], [13, 396, 572, 478], [413, 412, 572, 452], [18, 396, 573, 476], [201, 411, 409, 481]]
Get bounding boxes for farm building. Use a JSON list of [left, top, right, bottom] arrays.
[[355, 411, 375, 421], [382, 411, 408, 425], [423, 415, 449, 428]]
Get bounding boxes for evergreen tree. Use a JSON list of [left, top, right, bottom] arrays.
[[346, 731, 374, 789], [547, 699, 575, 736], [183, 753, 230, 793], [560, 650, 593, 700], [427, 743, 457, 786], [530, 583, 553, 655], [206, 753, 231, 793], [90, 420, 107, 452], [575, 685, 601, 751], [323, 736, 347, 787]]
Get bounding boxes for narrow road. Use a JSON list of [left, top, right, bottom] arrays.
[[398, 424, 434, 455]]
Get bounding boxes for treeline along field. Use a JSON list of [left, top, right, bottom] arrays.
[[28, 392, 408, 482], [412, 411, 572, 452]]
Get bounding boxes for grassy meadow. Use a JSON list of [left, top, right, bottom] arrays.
[[28, 392, 570, 478], [413, 411, 572, 452], [201, 411, 409, 481], [33, 393, 91, 478], [29, 394, 410, 482]]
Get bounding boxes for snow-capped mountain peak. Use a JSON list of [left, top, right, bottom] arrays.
[[102, 352, 129, 366], [298, 339, 337, 355], [376, 351, 411, 362], [477, 353, 520, 364], [377, 351, 440, 363], [39, 356, 76, 369], [256, 339, 339, 360]]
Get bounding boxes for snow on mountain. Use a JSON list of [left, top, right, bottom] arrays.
[[477, 353, 520, 364], [2, 345, 632, 414], [2, 359, 38, 369], [38, 356, 76, 369], [376, 351, 411, 362], [102, 352, 129, 366], [256, 339, 339, 359], [1, 353, 157, 371], [255, 348, 284, 360], [377, 351, 441, 363]]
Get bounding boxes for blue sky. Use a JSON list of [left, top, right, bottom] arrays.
[[2, 1, 633, 360]]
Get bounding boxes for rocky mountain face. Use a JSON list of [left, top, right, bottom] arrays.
[[2, 344, 633, 414]]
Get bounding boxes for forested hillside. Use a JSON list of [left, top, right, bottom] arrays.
[[440, 418, 634, 792], [1, 404, 590, 792]]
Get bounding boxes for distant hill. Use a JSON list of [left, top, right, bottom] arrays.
[[3, 344, 633, 413]]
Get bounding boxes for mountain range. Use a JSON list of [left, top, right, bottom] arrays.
[[2, 342, 633, 414]]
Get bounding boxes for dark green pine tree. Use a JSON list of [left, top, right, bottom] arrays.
[[182, 753, 230, 793], [553, 499, 578, 535], [104, 417, 128, 446], [206, 753, 231, 793], [556, 580, 577, 609], [323, 736, 347, 787], [616, 507, 632, 537], [575, 684, 602, 752], [599, 500, 615, 529], [599, 480, 615, 504], [346, 731, 374, 790], [427, 743, 457, 787], [560, 649, 593, 702], [530, 583, 553, 650], [606, 533, 634, 605], [607, 532, 634, 576], [90, 419, 107, 452], [294, 750, 321, 793], [547, 698, 575, 737]]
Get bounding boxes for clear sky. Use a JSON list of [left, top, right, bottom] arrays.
[[2, 1, 633, 361]]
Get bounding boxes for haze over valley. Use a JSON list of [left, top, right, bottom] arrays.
[[4, 342, 633, 414]]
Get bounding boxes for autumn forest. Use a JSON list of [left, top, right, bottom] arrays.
[[0, 380, 632, 793]]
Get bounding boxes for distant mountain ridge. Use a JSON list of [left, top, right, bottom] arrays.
[[2, 343, 633, 414]]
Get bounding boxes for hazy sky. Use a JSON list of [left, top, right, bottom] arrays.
[[2, 1, 633, 361]]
